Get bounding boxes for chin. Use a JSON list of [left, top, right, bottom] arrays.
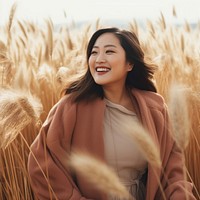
[[95, 81, 106, 86], [94, 79, 108, 86]]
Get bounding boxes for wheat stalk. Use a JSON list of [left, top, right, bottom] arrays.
[[69, 152, 131, 199], [168, 84, 193, 200], [45, 18, 53, 61], [123, 119, 162, 168], [0, 89, 43, 149], [172, 6, 177, 18], [168, 83, 190, 150], [7, 2, 17, 48]]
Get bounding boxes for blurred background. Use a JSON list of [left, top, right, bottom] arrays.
[[0, 0, 200, 26]]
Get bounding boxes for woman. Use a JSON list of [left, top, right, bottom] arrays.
[[28, 27, 196, 200]]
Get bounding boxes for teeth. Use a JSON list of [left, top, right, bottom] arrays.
[[96, 68, 110, 72]]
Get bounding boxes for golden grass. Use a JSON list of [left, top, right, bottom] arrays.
[[0, 7, 199, 199]]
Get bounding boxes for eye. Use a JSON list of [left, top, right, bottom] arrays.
[[90, 50, 98, 55], [106, 50, 115, 54]]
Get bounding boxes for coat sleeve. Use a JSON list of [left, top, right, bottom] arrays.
[[27, 97, 93, 200], [159, 104, 196, 200]]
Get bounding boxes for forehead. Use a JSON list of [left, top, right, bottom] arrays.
[[93, 32, 120, 47]]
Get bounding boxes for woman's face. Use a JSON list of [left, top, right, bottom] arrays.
[[89, 33, 131, 88]]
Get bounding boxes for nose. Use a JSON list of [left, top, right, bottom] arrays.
[[95, 52, 106, 63]]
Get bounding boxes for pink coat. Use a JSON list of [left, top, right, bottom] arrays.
[[28, 88, 196, 200]]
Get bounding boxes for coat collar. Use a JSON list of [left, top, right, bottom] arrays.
[[131, 88, 162, 200]]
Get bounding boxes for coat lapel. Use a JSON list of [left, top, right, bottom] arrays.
[[131, 89, 162, 200]]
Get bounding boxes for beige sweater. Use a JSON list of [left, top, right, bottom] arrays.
[[104, 99, 147, 199]]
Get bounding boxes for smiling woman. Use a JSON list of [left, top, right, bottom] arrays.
[[27, 27, 196, 200]]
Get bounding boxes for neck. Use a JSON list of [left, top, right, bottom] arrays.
[[103, 85, 129, 105]]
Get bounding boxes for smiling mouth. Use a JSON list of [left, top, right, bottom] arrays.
[[96, 67, 111, 72]]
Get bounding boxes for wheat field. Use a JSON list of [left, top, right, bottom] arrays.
[[0, 5, 200, 200]]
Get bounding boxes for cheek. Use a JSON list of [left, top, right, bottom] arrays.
[[88, 58, 95, 71]]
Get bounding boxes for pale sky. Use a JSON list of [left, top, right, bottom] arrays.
[[0, 0, 200, 25]]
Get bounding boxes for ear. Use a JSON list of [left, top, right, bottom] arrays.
[[127, 63, 133, 71]]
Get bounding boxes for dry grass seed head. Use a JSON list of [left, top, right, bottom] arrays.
[[69, 152, 130, 199], [0, 89, 43, 148], [124, 119, 161, 168], [168, 83, 190, 150]]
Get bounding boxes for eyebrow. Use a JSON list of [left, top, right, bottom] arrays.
[[93, 44, 117, 48]]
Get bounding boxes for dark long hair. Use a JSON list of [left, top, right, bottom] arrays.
[[65, 27, 157, 102]]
